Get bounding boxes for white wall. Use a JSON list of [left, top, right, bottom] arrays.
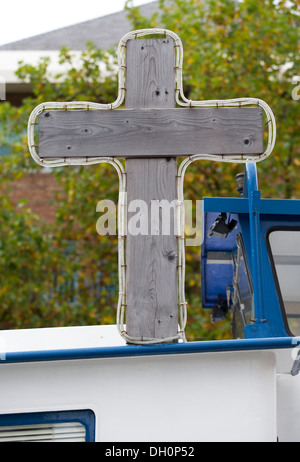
[[0, 350, 277, 442]]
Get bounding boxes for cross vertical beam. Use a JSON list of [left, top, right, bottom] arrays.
[[125, 38, 179, 342]]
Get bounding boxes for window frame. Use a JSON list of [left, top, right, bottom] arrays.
[[265, 226, 300, 337], [232, 233, 254, 338], [0, 409, 95, 442]]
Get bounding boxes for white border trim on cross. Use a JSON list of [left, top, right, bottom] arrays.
[[27, 29, 277, 345]]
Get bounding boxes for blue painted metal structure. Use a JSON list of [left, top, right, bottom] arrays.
[[202, 162, 300, 340], [0, 410, 96, 441], [1, 337, 299, 365]]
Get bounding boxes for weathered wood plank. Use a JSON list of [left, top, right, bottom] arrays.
[[125, 38, 178, 341], [126, 158, 179, 340], [125, 37, 176, 109], [38, 107, 264, 158]]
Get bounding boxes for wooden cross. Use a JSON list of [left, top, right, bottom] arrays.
[[36, 33, 264, 343]]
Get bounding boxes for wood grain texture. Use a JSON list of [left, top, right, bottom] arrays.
[[38, 107, 264, 158], [125, 38, 178, 341], [126, 158, 179, 339], [125, 38, 176, 109]]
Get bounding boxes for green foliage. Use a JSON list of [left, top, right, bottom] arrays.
[[0, 45, 119, 329], [0, 0, 299, 339]]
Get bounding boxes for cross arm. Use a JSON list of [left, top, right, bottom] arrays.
[[38, 107, 263, 159]]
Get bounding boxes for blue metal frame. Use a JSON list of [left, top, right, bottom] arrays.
[[202, 162, 300, 340], [0, 337, 299, 364], [245, 163, 265, 325], [201, 211, 240, 308], [0, 409, 95, 442]]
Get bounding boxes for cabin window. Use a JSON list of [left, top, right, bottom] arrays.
[[268, 228, 300, 336], [232, 234, 254, 338], [0, 410, 95, 442]]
